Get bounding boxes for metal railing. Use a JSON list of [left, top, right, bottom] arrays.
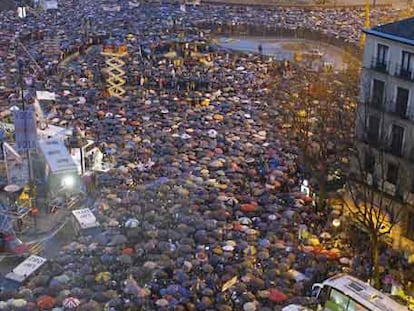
[[394, 63, 414, 81], [370, 57, 388, 73]]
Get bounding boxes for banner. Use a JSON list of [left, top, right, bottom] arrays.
[[13, 110, 37, 151]]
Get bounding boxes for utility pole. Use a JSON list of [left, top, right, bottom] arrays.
[[17, 59, 34, 210]]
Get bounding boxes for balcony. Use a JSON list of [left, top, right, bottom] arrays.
[[389, 144, 404, 157], [391, 101, 409, 119], [394, 64, 414, 81], [365, 100, 386, 113], [371, 57, 389, 73]]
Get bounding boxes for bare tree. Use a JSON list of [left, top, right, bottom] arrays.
[[270, 67, 356, 209], [343, 85, 404, 288]]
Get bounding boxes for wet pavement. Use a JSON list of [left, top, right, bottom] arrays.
[[216, 36, 351, 70]]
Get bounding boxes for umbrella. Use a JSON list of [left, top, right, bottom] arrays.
[[267, 289, 288, 303], [53, 274, 71, 284], [125, 218, 140, 228], [109, 234, 127, 246], [143, 261, 158, 269], [319, 232, 332, 239], [10, 299, 27, 308], [339, 257, 351, 265], [37, 295, 55, 309], [118, 254, 133, 265], [238, 217, 252, 225], [155, 298, 169, 307], [62, 297, 80, 309], [124, 277, 141, 295], [243, 246, 257, 256], [243, 302, 257, 311], [241, 203, 257, 213], [95, 272, 111, 283]]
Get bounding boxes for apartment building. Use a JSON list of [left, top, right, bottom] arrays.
[[354, 17, 414, 252]]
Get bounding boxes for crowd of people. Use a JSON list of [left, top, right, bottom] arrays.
[[0, 0, 412, 310]]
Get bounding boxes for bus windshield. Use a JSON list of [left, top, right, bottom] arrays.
[[313, 274, 409, 311]]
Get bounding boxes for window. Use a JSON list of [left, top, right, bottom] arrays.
[[347, 300, 369, 311], [406, 212, 414, 240], [326, 288, 348, 311], [367, 115, 380, 145], [395, 87, 409, 118], [365, 152, 375, 174], [386, 162, 399, 184], [401, 51, 414, 79], [390, 124, 404, 156], [371, 79, 385, 108], [375, 44, 389, 71]]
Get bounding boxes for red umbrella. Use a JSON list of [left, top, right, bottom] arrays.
[[122, 247, 134, 255], [267, 289, 288, 303], [37, 295, 55, 309], [241, 202, 257, 213]]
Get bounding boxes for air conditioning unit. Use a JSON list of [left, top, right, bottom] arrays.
[[366, 173, 373, 186]]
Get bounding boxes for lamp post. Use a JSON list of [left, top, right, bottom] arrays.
[[332, 218, 341, 248], [66, 128, 87, 175]]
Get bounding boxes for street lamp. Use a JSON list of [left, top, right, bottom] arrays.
[[66, 128, 87, 175], [332, 218, 341, 228]]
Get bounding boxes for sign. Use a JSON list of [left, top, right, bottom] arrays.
[[6, 255, 47, 282], [72, 208, 98, 229], [300, 179, 310, 197], [13, 111, 37, 151], [17, 7, 27, 18], [222, 276, 237, 292]]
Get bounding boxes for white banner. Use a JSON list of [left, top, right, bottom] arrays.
[[13, 110, 37, 151]]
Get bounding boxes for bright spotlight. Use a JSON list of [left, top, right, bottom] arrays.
[[62, 175, 75, 188], [332, 218, 341, 228]]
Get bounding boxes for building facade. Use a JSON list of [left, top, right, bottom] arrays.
[[354, 17, 414, 253]]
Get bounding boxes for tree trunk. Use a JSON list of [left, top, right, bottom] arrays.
[[370, 234, 381, 289], [318, 175, 327, 210]]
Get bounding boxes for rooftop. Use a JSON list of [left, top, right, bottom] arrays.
[[366, 16, 414, 45], [0, 0, 15, 12]]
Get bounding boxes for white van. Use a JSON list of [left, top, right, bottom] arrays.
[[72, 208, 100, 236], [311, 274, 409, 311]]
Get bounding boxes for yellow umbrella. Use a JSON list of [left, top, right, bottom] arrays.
[[213, 114, 224, 121], [95, 271, 111, 283], [297, 109, 307, 118], [201, 98, 210, 106], [243, 246, 257, 256]]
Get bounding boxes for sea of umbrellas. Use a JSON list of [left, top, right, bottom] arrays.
[[0, 0, 408, 310]]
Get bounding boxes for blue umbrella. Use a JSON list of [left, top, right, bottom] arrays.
[[100, 253, 115, 263]]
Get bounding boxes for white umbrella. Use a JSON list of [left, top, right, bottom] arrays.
[[222, 245, 234, 252], [340, 257, 351, 265], [243, 302, 257, 311], [143, 261, 158, 269], [62, 297, 80, 309], [10, 299, 27, 308], [155, 298, 169, 307], [125, 218, 140, 228], [207, 129, 217, 138], [108, 219, 119, 227], [238, 217, 252, 225]]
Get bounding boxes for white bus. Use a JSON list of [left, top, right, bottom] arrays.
[[72, 208, 100, 236], [312, 274, 409, 311]]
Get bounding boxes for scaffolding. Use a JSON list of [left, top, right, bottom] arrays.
[[101, 44, 128, 99]]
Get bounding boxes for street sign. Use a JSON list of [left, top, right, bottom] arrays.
[[13, 110, 37, 151]]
